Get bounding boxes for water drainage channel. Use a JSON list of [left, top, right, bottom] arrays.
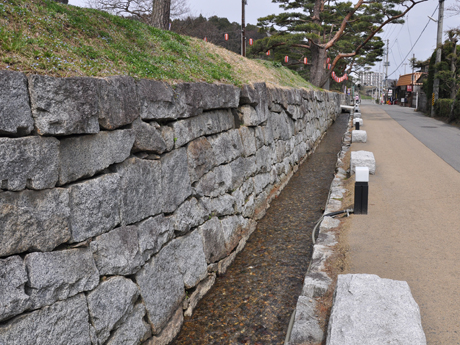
[[172, 113, 350, 345]]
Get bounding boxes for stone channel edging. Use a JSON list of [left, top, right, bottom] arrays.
[[0, 70, 345, 345], [288, 114, 353, 345]]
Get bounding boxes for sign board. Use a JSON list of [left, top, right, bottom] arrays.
[[388, 89, 393, 95], [407, 85, 413, 92]]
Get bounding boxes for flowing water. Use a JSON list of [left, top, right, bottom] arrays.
[[172, 112, 349, 345]]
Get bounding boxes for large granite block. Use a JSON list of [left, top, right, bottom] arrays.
[[87, 276, 139, 344], [179, 82, 240, 117], [145, 306, 183, 345], [25, 248, 99, 310], [172, 109, 234, 148], [161, 148, 192, 213], [114, 158, 162, 225], [194, 164, 232, 197], [238, 126, 257, 157], [137, 79, 186, 120], [171, 197, 209, 235], [255, 145, 275, 173], [268, 111, 294, 141], [170, 230, 208, 288], [326, 274, 426, 345], [0, 71, 34, 136], [58, 129, 134, 185], [208, 129, 243, 166], [221, 215, 246, 254], [138, 214, 174, 262], [106, 304, 151, 345], [229, 156, 257, 190], [69, 173, 121, 243], [130, 118, 167, 153], [350, 150, 376, 175], [352, 130, 367, 143], [0, 136, 59, 191], [28, 75, 99, 135], [239, 83, 269, 126], [98, 76, 139, 129], [0, 188, 70, 257], [135, 244, 185, 335], [91, 225, 144, 276], [201, 194, 235, 217], [197, 217, 227, 264], [0, 256, 30, 322], [187, 136, 215, 183], [0, 294, 92, 345]]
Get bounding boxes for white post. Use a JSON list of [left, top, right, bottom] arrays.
[[416, 91, 419, 110]]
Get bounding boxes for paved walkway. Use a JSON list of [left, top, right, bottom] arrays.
[[347, 104, 460, 344]]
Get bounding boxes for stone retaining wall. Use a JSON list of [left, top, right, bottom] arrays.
[[0, 70, 343, 345]]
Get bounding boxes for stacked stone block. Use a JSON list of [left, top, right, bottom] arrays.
[[0, 70, 343, 345]]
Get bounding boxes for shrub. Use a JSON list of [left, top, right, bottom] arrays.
[[434, 98, 460, 120]]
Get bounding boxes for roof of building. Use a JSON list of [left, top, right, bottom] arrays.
[[396, 72, 426, 86]]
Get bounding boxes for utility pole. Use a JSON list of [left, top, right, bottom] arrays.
[[384, 39, 389, 103], [431, 0, 445, 117], [241, 0, 247, 57], [411, 53, 415, 107]]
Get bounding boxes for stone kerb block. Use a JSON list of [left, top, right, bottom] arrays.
[[0, 71, 34, 136], [0, 136, 59, 191], [350, 151, 375, 175], [87, 276, 140, 344], [58, 129, 135, 185], [326, 274, 426, 345], [172, 109, 235, 148], [351, 130, 367, 143], [28, 75, 100, 135], [289, 296, 324, 344], [0, 256, 30, 322], [353, 112, 362, 118], [25, 248, 99, 310], [68, 173, 121, 243], [90, 225, 144, 276], [135, 244, 185, 335], [0, 188, 71, 257], [98, 76, 139, 130], [353, 118, 363, 126], [0, 294, 92, 345]]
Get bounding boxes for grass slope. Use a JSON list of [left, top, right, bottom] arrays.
[[0, 0, 314, 88]]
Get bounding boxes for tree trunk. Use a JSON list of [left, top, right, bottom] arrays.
[[310, 45, 327, 87], [151, 0, 171, 30]]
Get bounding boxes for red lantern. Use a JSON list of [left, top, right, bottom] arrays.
[[266, 50, 270, 56], [224, 33, 229, 41], [327, 64, 331, 70], [326, 57, 331, 64], [249, 38, 253, 46], [204, 37, 207, 42], [331, 71, 336, 78], [303, 57, 308, 64], [284, 56, 289, 63]]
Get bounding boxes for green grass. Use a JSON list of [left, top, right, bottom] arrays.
[[0, 0, 313, 88]]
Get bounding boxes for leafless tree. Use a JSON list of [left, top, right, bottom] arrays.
[[86, 0, 188, 29]]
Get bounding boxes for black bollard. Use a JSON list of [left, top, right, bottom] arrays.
[[354, 167, 369, 215]]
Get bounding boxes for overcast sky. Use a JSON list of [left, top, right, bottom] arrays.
[[69, 0, 460, 79]]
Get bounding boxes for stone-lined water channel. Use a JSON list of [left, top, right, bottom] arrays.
[[172, 113, 349, 344]]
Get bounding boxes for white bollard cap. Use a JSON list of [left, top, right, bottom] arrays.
[[355, 166, 369, 182]]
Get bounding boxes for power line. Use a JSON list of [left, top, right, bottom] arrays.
[[387, 5, 438, 78]]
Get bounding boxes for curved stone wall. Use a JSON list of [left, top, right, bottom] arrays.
[[0, 70, 343, 345]]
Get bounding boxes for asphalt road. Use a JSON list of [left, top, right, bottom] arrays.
[[372, 103, 460, 172]]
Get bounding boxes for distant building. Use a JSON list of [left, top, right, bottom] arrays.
[[357, 72, 385, 86], [395, 72, 427, 109]]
